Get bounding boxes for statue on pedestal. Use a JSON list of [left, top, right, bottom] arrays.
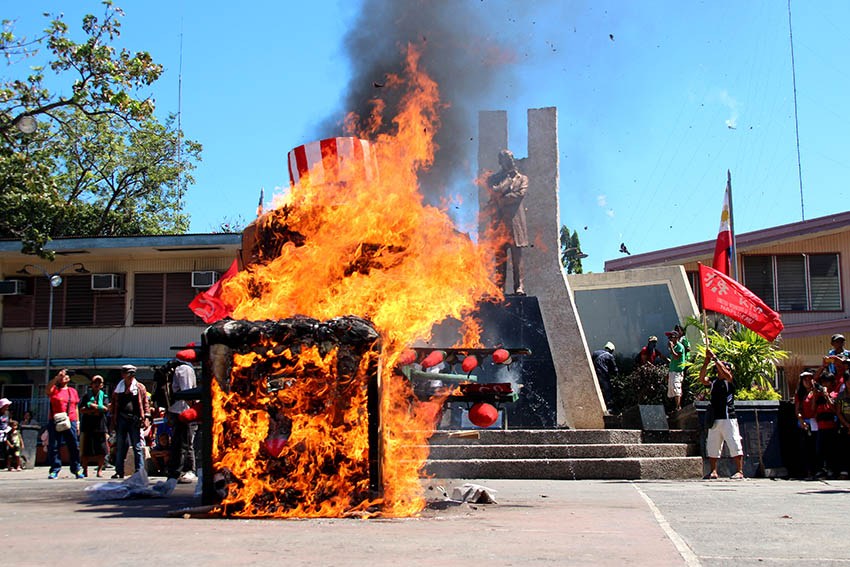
[[487, 149, 529, 295]]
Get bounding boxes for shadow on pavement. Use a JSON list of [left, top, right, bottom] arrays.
[[78, 492, 199, 519]]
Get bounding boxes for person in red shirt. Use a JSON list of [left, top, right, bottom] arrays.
[[808, 369, 839, 479], [46, 369, 83, 479], [795, 371, 818, 479]]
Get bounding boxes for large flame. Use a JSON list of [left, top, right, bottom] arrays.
[[216, 45, 501, 517]]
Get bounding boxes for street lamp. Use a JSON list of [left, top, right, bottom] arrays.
[[17, 263, 89, 383], [563, 247, 589, 260]]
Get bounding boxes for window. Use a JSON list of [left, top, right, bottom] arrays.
[[742, 254, 841, 312], [685, 270, 701, 308], [133, 273, 201, 325], [1, 275, 125, 327]]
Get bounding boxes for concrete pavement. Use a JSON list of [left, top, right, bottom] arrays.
[[1, 466, 848, 566]]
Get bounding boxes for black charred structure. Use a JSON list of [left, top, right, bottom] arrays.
[[196, 315, 383, 513]]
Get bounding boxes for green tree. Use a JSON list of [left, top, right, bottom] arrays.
[[0, 2, 199, 257], [559, 224, 584, 274]]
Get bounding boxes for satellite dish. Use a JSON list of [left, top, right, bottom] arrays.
[[16, 116, 37, 134]]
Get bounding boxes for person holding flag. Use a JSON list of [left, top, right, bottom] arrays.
[[699, 348, 745, 480]]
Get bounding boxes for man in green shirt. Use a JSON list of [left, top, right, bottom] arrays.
[[667, 329, 687, 412]]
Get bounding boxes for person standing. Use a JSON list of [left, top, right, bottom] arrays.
[[5, 420, 23, 471], [808, 368, 839, 479], [46, 369, 83, 479], [699, 348, 744, 479], [487, 149, 529, 296], [826, 333, 850, 380], [110, 365, 150, 479], [0, 398, 10, 467], [591, 342, 618, 413], [795, 371, 818, 479], [80, 375, 109, 478], [667, 330, 687, 412], [636, 336, 667, 367], [155, 347, 199, 496]]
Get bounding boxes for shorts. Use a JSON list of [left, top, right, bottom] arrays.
[[706, 418, 744, 458], [667, 371, 684, 397]]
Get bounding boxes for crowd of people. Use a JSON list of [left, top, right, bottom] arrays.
[[590, 326, 850, 480], [793, 333, 850, 480], [0, 346, 199, 489]]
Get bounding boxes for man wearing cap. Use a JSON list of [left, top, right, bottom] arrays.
[[637, 336, 666, 367], [666, 330, 687, 412], [591, 342, 619, 413], [699, 348, 744, 479], [826, 334, 850, 377], [110, 364, 150, 479]]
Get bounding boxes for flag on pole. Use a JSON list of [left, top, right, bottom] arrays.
[[188, 258, 239, 323], [699, 263, 784, 341], [256, 187, 264, 218], [712, 178, 733, 276]]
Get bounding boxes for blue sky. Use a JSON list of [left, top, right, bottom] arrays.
[[8, 1, 850, 272]]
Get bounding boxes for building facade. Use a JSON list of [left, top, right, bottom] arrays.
[[0, 234, 241, 418], [604, 211, 850, 368]]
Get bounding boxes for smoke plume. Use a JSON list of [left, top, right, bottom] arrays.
[[318, 0, 526, 210]]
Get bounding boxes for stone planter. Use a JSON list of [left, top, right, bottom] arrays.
[[695, 400, 785, 478], [667, 404, 698, 430], [621, 404, 668, 431]]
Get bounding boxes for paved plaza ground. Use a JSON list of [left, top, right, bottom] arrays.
[[1, 466, 849, 566]]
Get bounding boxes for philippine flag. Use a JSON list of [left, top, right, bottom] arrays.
[[712, 178, 733, 277]]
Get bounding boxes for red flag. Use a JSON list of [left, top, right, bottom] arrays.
[[712, 179, 733, 276], [188, 258, 239, 323], [699, 263, 784, 341]]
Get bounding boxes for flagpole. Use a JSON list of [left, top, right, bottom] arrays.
[[727, 170, 739, 281]]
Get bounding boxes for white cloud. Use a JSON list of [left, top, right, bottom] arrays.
[[597, 194, 607, 207], [719, 89, 739, 129]]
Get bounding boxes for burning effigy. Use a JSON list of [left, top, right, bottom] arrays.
[[204, 47, 506, 518]]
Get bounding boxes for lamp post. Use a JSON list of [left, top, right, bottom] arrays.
[[17, 263, 89, 383], [561, 247, 589, 275]]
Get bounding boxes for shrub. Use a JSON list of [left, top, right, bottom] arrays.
[[684, 317, 788, 401]]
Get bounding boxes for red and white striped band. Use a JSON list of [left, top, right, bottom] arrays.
[[287, 137, 379, 187]]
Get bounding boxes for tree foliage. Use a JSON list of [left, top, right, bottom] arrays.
[[684, 316, 788, 398], [0, 2, 200, 258], [559, 224, 584, 274]]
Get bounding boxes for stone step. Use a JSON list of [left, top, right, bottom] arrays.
[[426, 443, 694, 460], [424, 456, 704, 480], [428, 429, 644, 445]]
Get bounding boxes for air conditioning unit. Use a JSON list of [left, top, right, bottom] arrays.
[[91, 274, 122, 291], [191, 271, 220, 288], [0, 279, 26, 295]]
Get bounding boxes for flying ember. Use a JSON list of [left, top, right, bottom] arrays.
[[211, 46, 502, 518]]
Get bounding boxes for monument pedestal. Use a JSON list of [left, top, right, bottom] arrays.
[[473, 296, 558, 428]]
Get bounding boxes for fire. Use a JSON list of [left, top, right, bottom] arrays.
[[215, 45, 501, 517]]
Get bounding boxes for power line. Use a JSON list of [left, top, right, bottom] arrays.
[[787, 0, 805, 220]]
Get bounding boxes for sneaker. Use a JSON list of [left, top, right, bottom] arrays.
[[178, 471, 198, 484], [111, 473, 124, 479], [75, 471, 85, 479], [48, 471, 58, 479]]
